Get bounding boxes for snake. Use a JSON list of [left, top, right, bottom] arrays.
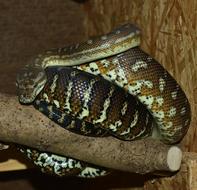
[[16, 23, 191, 177], [18, 65, 153, 178]]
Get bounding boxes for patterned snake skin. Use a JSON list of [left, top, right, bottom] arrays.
[[19, 145, 109, 178], [34, 66, 153, 139], [16, 23, 191, 177]]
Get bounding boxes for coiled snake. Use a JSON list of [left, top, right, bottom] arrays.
[[16, 23, 191, 178]]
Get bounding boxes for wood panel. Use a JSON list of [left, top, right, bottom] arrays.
[[83, 0, 197, 151]]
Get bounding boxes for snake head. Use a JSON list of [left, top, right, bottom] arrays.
[[16, 64, 47, 104]]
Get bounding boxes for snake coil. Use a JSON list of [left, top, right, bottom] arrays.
[[16, 23, 191, 178]]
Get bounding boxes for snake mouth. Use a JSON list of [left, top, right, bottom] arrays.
[[17, 74, 47, 104], [17, 85, 44, 104], [18, 92, 37, 104], [19, 97, 35, 104]]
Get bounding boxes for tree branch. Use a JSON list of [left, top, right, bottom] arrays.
[[0, 93, 182, 174]]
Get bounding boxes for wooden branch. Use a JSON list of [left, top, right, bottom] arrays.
[[144, 152, 197, 190], [0, 93, 182, 174]]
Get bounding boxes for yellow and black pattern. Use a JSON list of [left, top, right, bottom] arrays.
[[76, 47, 191, 143], [20, 66, 154, 177], [19, 146, 109, 178], [34, 66, 154, 140]]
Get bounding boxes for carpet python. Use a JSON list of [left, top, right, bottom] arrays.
[[16, 23, 191, 177]]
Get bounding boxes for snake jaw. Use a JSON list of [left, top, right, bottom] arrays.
[[16, 65, 47, 104]]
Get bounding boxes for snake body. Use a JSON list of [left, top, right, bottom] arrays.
[[19, 146, 109, 178], [34, 66, 153, 139], [16, 24, 140, 104], [16, 23, 191, 177], [75, 47, 191, 144], [19, 66, 153, 177]]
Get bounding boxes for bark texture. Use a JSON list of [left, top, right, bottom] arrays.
[[145, 152, 197, 190]]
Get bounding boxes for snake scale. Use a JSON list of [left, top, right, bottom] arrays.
[[16, 23, 191, 178]]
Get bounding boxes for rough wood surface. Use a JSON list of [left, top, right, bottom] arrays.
[[0, 93, 182, 175], [144, 152, 197, 190], [83, 0, 197, 152]]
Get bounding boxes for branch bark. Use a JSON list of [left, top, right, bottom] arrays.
[[145, 152, 197, 190], [0, 93, 182, 174]]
